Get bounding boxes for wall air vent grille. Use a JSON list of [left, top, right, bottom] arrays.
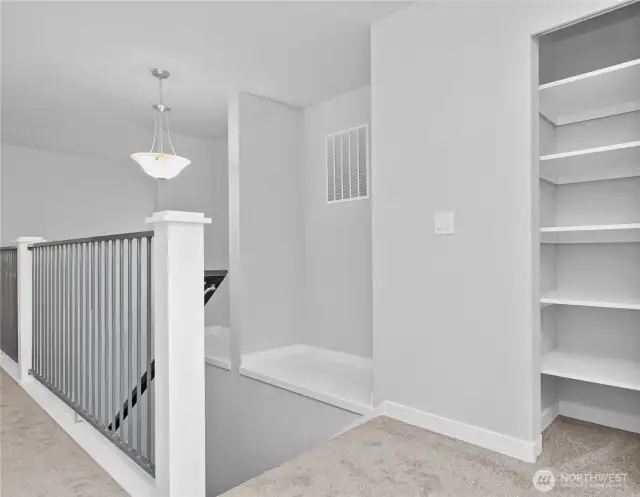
[[326, 124, 369, 203]]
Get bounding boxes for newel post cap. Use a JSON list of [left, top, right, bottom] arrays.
[[146, 210, 212, 225], [15, 237, 46, 244]]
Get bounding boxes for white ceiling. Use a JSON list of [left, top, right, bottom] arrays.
[[2, 1, 407, 151]]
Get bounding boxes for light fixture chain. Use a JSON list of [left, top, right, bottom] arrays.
[[165, 112, 178, 156], [150, 115, 158, 153]]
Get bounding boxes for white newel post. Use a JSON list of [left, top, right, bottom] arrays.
[[15, 237, 45, 382], [146, 211, 211, 497]]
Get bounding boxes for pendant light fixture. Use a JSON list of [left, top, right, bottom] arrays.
[[131, 68, 191, 179]]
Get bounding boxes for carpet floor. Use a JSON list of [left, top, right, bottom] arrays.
[[3, 366, 639, 497], [0, 370, 128, 497], [223, 414, 640, 496]]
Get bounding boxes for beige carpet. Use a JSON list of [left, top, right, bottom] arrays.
[[223, 415, 640, 496], [0, 370, 128, 497]]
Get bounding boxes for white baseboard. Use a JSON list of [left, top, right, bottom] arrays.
[[541, 403, 559, 432], [382, 401, 539, 463], [0, 357, 155, 497], [559, 400, 640, 435], [0, 351, 20, 383]]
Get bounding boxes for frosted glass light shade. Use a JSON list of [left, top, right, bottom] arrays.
[[131, 152, 191, 179]]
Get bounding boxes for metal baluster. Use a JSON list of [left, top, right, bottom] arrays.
[[137, 238, 142, 452], [146, 237, 152, 461], [59, 245, 63, 391], [79, 244, 84, 409], [50, 247, 55, 387], [36, 248, 40, 377], [90, 241, 95, 416], [61, 246, 66, 395], [98, 241, 103, 424], [55, 245, 60, 389], [95, 241, 99, 421], [73, 244, 78, 405], [81, 243, 85, 408], [128, 238, 133, 446], [111, 240, 116, 434], [44, 248, 48, 382], [37, 248, 41, 377], [103, 241, 109, 427], [69, 245, 73, 403], [32, 248, 37, 376], [64, 245, 69, 397], [51, 246, 54, 385], [31, 248, 36, 375], [56, 245, 61, 390], [120, 240, 125, 441], [82, 243, 87, 411]]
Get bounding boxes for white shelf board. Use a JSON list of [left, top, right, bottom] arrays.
[[540, 141, 640, 184], [542, 350, 640, 392], [540, 223, 640, 243], [540, 59, 640, 125], [205, 326, 231, 371], [239, 345, 373, 414], [540, 290, 640, 310], [541, 223, 640, 232]]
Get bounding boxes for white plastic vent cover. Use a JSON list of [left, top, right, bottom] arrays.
[[326, 124, 369, 203]]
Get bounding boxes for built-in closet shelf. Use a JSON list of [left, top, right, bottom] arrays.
[[239, 345, 373, 414], [540, 224, 640, 244], [205, 326, 231, 371], [541, 291, 640, 311], [540, 141, 640, 184], [540, 58, 640, 126], [542, 350, 640, 392]]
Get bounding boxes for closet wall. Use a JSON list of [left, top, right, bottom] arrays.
[[538, 1, 640, 434]]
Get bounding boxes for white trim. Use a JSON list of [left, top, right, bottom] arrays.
[[540, 292, 640, 311], [541, 403, 559, 432], [382, 401, 539, 463], [540, 140, 640, 162], [0, 351, 20, 383], [239, 345, 373, 415], [541, 224, 640, 233], [559, 400, 640, 435], [539, 59, 640, 91], [556, 101, 640, 126], [0, 356, 155, 497], [145, 210, 212, 225], [205, 356, 232, 371]]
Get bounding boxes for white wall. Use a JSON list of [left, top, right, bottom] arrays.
[[205, 365, 359, 496], [302, 86, 372, 357], [540, 1, 640, 84], [371, 0, 622, 447], [1, 144, 156, 242], [158, 139, 230, 327], [1, 134, 230, 326], [229, 92, 304, 355]]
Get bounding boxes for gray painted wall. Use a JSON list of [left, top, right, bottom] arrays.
[[302, 86, 372, 357], [1, 144, 155, 243], [205, 365, 359, 496], [370, 0, 621, 445], [158, 140, 230, 327], [1, 137, 230, 327], [229, 92, 305, 355]]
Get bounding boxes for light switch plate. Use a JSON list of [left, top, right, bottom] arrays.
[[434, 211, 454, 235]]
